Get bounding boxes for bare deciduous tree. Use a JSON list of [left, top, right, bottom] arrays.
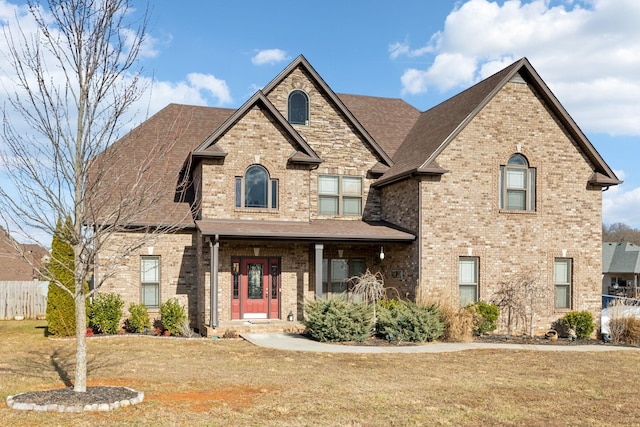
[[603, 223, 640, 246], [350, 269, 385, 325], [0, 0, 190, 393], [491, 269, 547, 337]]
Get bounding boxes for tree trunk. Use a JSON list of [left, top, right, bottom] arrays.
[[74, 282, 87, 393]]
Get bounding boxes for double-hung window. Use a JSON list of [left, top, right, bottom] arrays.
[[554, 258, 572, 309], [318, 175, 362, 216], [235, 165, 278, 209], [499, 154, 536, 211], [459, 257, 479, 306], [141, 256, 160, 308]]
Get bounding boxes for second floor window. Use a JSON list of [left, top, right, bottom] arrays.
[[318, 175, 362, 216], [499, 153, 536, 211], [288, 90, 309, 125], [236, 165, 278, 209]]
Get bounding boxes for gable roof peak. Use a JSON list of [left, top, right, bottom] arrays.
[[262, 55, 394, 166], [374, 56, 620, 188], [193, 90, 322, 164]]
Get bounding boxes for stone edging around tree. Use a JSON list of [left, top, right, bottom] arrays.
[[6, 387, 144, 412]]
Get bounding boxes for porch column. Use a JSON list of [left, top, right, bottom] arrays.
[[209, 235, 219, 328], [315, 244, 323, 299]]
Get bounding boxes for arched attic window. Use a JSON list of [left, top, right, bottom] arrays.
[[288, 90, 309, 125], [499, 153, 536, 211], [235, 165, 278, 209]]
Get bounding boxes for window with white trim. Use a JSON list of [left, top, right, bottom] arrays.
[[288, 90, 309, 125], [459, 257, 479, 306], [499, 154, 536, 211], [235, 165, 278, 209], [318, 175, 362, 215], [554, 258, 572, 309], [141, 256, 160, 308]]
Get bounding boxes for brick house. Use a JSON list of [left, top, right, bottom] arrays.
[[0, 227, 49, 281], [95, 56, 620, 335]]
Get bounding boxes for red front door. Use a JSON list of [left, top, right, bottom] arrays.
[[231, 257, 280, 320]]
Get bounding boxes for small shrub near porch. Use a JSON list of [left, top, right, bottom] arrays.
[[376, 300, 444, 343], [303, 299, 373, 342]]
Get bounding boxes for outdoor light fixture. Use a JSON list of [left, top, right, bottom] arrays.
[[379, 247, 385, 260]]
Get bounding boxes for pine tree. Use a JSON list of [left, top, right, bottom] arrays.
[[46, 218, 76, 336]]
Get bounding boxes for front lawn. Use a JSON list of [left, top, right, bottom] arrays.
[[1, 320, 639, 426]]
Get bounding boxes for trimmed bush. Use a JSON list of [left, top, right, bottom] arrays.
[[303, 298, 373, 342], [376, 301, 444, 343], [468, 301, 500, 336], [160, 298, 187, 336], [125, 302, 151, 333], [561, 311, 595, 339], [89, 293, 124, 334]]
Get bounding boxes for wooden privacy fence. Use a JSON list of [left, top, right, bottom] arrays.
[[0, 281, 47, 319]]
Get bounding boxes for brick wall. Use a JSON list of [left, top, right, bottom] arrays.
[[417, 81, 603, 333], [96, 231, 198, 326]]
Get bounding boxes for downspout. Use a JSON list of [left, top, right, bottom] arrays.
[[209, 235, 219, 328]]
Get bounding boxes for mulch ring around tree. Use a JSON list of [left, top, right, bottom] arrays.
[[6, 386, 143, 412]]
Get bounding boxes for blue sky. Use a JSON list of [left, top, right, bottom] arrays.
[[1, 0, 639, 236]]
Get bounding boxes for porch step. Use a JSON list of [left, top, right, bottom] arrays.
[[204, 320, 305, 338]]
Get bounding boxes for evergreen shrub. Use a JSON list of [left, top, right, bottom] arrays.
[[160, 298, 187, 336], [561, 311, 595, 339], [303, 298, 373, 342], [468, 301, 500, 335], [376, 301, 444, 343], [89, 293, 124, 334], [46, 218, 88, 336], [125, 302, 151, 333]]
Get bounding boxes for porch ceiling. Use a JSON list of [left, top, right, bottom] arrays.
[[196, 219, 415, 242]]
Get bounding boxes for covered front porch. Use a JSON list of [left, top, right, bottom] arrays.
[[196, 219, 415, 337]]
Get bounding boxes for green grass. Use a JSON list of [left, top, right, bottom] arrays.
[[1, 319, 639, 426]]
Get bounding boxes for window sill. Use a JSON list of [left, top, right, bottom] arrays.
[[498, 209, 537, 215], [235, 208, 280, 214]]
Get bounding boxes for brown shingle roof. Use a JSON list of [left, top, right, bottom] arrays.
[[338, 94, 421, 158], [375, 58, 621, 187], [90, 104, 234, 227]]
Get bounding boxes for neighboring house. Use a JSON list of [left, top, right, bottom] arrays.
[[602, 242, 640, 297], [95, 56, 620, 335], [0, 227, 49, 281]]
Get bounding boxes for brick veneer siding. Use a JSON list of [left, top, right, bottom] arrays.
[[266, 67, 383, 222], [417, 81, 603, 334], [96, 231, 199, 326], [380, 178, 421, 298]]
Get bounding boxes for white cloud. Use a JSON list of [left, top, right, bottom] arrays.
[[251, 49, 289, 66], [603, 183, 640, 229], [391, 0, 640, 135], [187, 73, 232, 105], [121, 27, 159, 59]]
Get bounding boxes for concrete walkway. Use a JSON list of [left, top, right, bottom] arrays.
[[242, 333, 640, 354]]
